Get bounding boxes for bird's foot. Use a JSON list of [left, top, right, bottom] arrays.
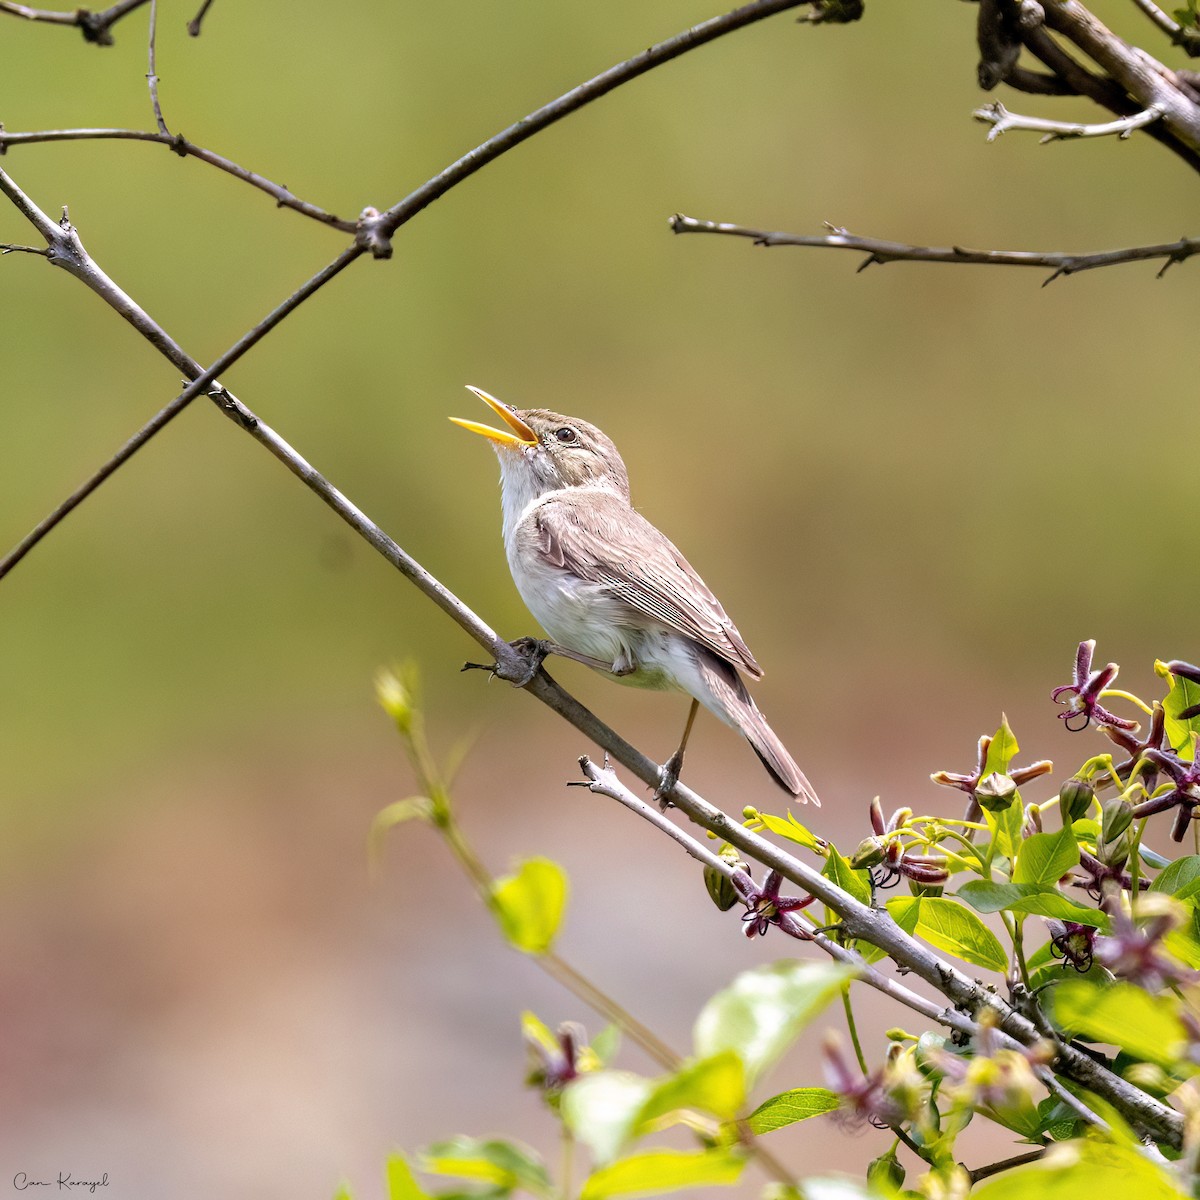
[[470, 636, 550, 687], [654, 749, 685, 810]]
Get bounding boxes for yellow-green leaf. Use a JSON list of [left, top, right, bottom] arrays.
[[982, 715, 1019, 777], [1157, 660, 1200, 758], [754, 810, 825, 852], [693, 961, 857, 1086], [745, 1087, 840, 1133], [972, 1136, 1189, 1200], [887, 896, 1007, 972], [385, 1154, 431, 1200], [1013, 827, 1079, 887], [1052, 979, 1187, 1068], [491, 857, 568, 954], [634, 1051, 746, 1129], [580, 1149, 745, 1200]]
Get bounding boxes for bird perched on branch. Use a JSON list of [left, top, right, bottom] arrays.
[[452, 386, 817, 803]]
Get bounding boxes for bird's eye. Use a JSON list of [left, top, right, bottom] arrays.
[[553, 427, 577, 444]]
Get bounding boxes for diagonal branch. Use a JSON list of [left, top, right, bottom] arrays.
[[668, 213, 1200, 282], [0, 127, 358, 232], [1130, 0, 1200, 56], [0, 0, 808, 573]]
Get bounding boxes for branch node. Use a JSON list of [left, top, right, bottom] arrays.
[[77, 8, 115, 46], [355, 206, 393, 260], [170, 133, 189, 158]]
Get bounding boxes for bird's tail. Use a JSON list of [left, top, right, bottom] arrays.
[[696, 653, 820, 805]]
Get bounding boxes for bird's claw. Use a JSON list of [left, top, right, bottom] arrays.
[[461, 636, 550, 687], [654, 750, 684, 810]]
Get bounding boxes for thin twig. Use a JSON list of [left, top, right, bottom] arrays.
[[0, 127, 357, 232], [0, 0, 808, 568], [574, 757, 1113, 1136], [967, 1147, 1047, 1184], [975, 99, 1165, 142], [146, 0, 168, 136], [187, 0, 213, 37], [0, 0, 149, 44], [668, 214, 1200, 283], [367, 0, 811, 252], [1130, 0, 1200, 56], [0, 163, 362, 579]]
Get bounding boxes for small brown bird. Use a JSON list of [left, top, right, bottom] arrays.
[[452, 386, 818, 803]]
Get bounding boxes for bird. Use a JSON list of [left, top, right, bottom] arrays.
[[451, 385, 818, 803]]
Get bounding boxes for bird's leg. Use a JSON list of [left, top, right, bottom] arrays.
[[462, 637, 614, 688], [655, 698, 700, 809]]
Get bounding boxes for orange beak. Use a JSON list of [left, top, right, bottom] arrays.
[[450, 386, 538, 448]]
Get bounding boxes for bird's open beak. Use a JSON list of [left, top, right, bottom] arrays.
[[450, 386, 538, 448]]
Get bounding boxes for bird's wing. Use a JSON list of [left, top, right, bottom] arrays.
[[531, 490, 764, 678]]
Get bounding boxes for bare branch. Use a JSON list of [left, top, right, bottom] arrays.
[[967, 1148, 1048, 1185], [371, 0, 811, 250], [1131, 0, 1200, 56], [0, 0, 810, 570], [0, 0, 149, 44], [187, 0, 213, 37], [0, 126, 357, 231], [975, 98, 1165, 142], [146, 0, 168, 136], [1042, 0, 1200, 153], [669, 213, 1200, 282], [0, 163, 363, 578]]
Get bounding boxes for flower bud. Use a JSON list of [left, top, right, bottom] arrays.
[[867, 1151, 905, 1191], [1098, 829, 1130, 871], [1059, 778, 1094, 825], [974, 772, 1018, 813], [850, 836, 886, 870], [376, 665, 416, 734], [1101, 797, 1133, 844], [703, 864, 740, 911], [900, 853, 950, 886]]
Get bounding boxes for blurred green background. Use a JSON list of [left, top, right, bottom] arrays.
[[1, 2, 1197, 1196]]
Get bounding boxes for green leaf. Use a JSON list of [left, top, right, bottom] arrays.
[[693, 961, 857, 1086], [332, 1185, 354, 1200], [562, 1072, 655, 1165], [1051, 979, 1187, 1068], [983, 790, 1024, 864], [1157, 660, 1200, 757], [971, 1136, 1189, 1200], [580, 1149, 745, 1200], [982, 715, 1020, 776], [386, 1154, 431, 1200], [744, 1087, 840, 1133], [635, 1052, 746, 1128], [957, 880, 1109, 929], [887, 896, 1007, 971], [754, 810, 824, 852], [490, 857, 568, 954], [1150, 855, 1200, 899], [1013, 827, 1079, 887], [822, 846, 872, 908], [422, 1137, 551, 1197]]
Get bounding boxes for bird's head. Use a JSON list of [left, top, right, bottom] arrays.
[[452, 386, 630, 500]]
